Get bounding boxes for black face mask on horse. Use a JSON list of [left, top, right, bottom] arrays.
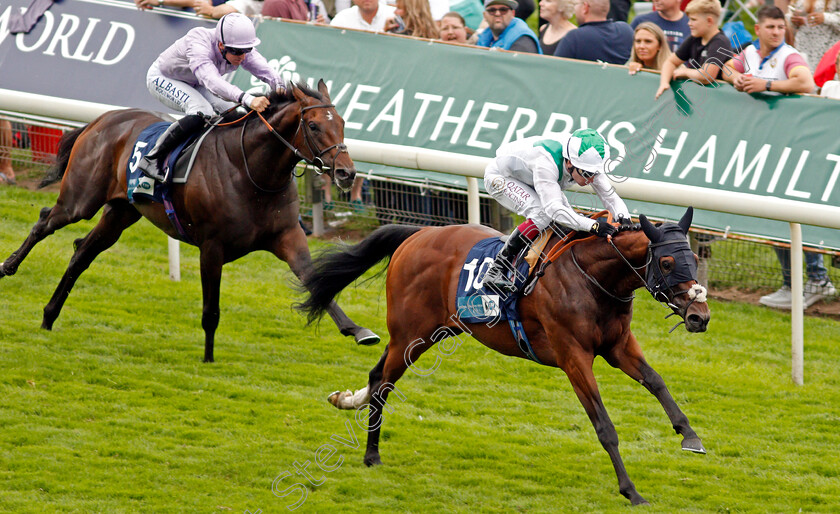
[[639, 207, 708, 332]]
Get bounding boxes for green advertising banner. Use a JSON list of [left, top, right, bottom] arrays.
[[232, 20, 840, 248]]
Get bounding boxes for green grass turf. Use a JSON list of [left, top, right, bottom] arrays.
[[1, 185, 839, 513]]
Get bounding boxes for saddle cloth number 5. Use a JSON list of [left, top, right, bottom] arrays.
[[129, 141, 149, 174]]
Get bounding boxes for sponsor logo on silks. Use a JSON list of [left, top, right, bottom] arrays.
[[490, 176, 506, 193], [456, 294, 501, 319], [153, 77, 191, 103]]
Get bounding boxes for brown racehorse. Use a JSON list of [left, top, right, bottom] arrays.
[[298, 207, 710, 505], [0, 80, 378, 362]]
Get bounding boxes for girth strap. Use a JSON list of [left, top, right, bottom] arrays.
[[509, 319, 543, 365]]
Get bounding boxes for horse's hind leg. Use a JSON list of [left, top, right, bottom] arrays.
[[270, 229, 380, 345], [42, 201, 140, 330], [1, 205, 76, 278], [562, 348, 648, 506], [606, 334, 705, 453], [1, 178, 111, 278], [362, 333, 437, 466]]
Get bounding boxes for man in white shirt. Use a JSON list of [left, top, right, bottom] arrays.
[[330, 0, 396, 31]]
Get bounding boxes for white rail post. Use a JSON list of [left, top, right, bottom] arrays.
[[308, 168, 325, 237], [790, 222, 804, 385], [168, 236, 180, 282], [466, 177, 481, 225]]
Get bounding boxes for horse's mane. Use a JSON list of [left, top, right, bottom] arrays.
[[218, 82, 325, 124], [265, 82, 324, 114]]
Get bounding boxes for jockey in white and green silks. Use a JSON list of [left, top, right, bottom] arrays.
[[482, 128, 632, 293]]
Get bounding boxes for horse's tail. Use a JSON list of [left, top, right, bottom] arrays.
[[39, 125, 87, 188], [297, 224, 422, 325]]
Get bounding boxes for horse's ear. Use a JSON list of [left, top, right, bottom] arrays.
[[317, 79, 329, 100], [639, 214, 660, 243], [291, 82, 306, 103], [678, 206, 693, 235]]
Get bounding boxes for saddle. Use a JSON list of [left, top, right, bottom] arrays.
[[456, 213, 611, 364], [127, 120, 218, 203], [125, 120, 219, 245]]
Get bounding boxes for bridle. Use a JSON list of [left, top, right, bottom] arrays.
[[606, 234, 707, 332], [239, 100, 349, 193]]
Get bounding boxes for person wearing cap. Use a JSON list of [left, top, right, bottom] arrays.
[[137, 12, 285, 181], [476, 0, 541, 53], [482, 129, 632, 293]]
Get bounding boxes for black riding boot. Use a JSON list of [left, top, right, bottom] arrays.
[[482, 228, 531, 293], [137, 114, 206, 181]]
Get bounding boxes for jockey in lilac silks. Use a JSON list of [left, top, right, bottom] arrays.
[[138, 12, 285, 181]]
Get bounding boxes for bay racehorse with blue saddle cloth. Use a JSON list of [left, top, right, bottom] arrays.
[[298, 207, 710, 506]]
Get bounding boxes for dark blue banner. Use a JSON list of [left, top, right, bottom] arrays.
[[0, 0, 212, 111]]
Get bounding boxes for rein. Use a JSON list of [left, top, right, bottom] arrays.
[[525, 210, 701, 331], [522, 211, 608, 296], [570, 246, 635, 302]]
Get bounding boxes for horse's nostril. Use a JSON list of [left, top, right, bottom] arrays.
[[686, 314, 707, 331], [336, 168, 351, 181]]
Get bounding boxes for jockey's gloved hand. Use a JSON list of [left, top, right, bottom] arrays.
[[590, 221, 617, 238], [618, 214, 633, 227]]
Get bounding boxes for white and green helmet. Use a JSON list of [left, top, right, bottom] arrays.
[[562, 128, 611, 174]]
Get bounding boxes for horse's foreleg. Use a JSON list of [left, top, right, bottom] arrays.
[[42, 202, 140, 330], [606, 335, 705, 454], [270, 230, 379, 345], [563, 352, 648, 506], [199, 244, 224, 363]]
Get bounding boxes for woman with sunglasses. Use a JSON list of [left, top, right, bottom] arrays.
[[482, 129, 632, 293], [138, 12, 285, 181]]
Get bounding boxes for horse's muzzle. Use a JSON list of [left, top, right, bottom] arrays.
[[685, 313, 709, 332], [334, 167, 356, 192]]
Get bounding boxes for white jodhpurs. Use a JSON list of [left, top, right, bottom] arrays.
[[484, 160, 553, 231], [146, 61, 238, 116]]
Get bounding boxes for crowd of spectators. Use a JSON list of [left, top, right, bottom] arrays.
[[128, 0, 840, 93], [4, 0, 824, 304]]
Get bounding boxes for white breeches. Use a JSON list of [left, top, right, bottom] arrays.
[[146, 61, 237, 116], [484, 160, 553, 230]]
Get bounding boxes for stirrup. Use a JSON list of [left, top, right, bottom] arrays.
[[138, 156, 165, 182], [483, 266, 517, 293]]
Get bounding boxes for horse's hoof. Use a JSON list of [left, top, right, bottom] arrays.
[[631, 497, 650, 506], [41, 319, 53, 331], [681, 437, 706, 454], [327, 390, 344, 407], [364, 454, 382, 467], [354, 328, 380, 346]]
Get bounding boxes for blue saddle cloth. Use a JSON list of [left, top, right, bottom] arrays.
[[126, 122, 195, 203], [455, 237, 531, 324]]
